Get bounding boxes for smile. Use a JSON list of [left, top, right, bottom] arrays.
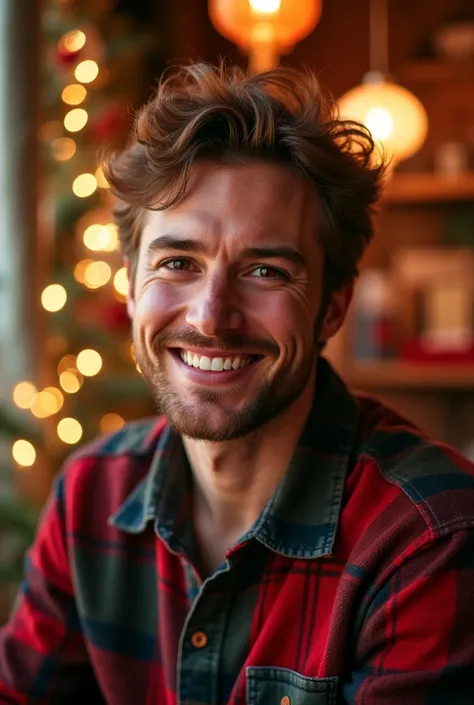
[[179, 350, 258, 372]]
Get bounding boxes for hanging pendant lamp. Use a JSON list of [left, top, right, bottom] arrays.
[[338, 0, 428, 166]]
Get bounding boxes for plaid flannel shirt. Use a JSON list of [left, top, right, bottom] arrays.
[[1, 357, 474, 705]]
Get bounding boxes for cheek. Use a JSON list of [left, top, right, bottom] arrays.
[[134, 282, 183, 331], [250, 291, 319, 353]]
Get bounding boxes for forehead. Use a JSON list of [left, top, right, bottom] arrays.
[[142, 161, 321, 251]]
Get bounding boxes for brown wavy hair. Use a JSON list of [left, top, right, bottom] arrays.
[[103, 62, 386, 293]]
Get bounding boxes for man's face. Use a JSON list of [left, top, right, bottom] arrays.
[[130, 161, 349, 441]]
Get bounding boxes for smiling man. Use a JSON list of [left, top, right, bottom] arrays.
[[1, 63, 474, 705]]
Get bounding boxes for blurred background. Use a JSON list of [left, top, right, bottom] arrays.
[[1, 0, 474, 615]]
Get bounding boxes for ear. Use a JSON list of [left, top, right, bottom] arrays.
[[125, 258, 135, 318], [317, 280, 354, 343]]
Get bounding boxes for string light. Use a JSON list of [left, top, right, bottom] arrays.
[[13, 381, 37, 409], [76, 349, 103, 376], [95, 166, 110, 189], [57, 418, 83, 444], [61, 84, 87, 106], [83, 224, 110, 250], [75, 60, 99, 84], [41, 284, 67, 312], [59, 29, 86, 54], [57, 354, 77, 376], [83, 261, 112, 288], [113, 267, 128, 297], [100, 413, 125, 433], [74, 259, 94, 284], [30, 388, 64, 418], [12, 440, 36, 467], [51, 137, 77, 161], [64, 108, 88, 132], [59, 369, 83, 394], [103, 223, 119, 251], [73, 173, 98, 198]]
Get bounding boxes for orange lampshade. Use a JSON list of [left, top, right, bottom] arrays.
[[209, 0, 322, 72]]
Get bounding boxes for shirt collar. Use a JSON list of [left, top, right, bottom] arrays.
[[109, 357, 359, 560]]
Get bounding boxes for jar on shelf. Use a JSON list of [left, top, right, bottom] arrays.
[[353, 269, 396, 360]]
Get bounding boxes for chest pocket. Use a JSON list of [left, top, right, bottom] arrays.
[[246, 667, 338, 705]]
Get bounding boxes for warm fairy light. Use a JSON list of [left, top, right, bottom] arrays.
[[83, 224, 110, 251], [136, 362, 142, 374], [30, 388, 63, 418], [39, 121, 63, 143], [59, 369, 83, 394], [57, 417, 83, 444], [12, 440, 36, 467], [51, 137, 77, 161], [249, 0, 281, 12], [60, 29, 86, 53], [13, 381, 37, 409], [83, 260, 112, 288], [61, 83, 87, 106], [57, 354, 77, 376], [75, 60, 99, 84], [64, 108, 88, 132], [76, 349, 103, 376], [73, 173, 98, 198], [100, 413, 125, 433], [74, 259, 93, 283], [95, 166, 110, 189], [103, 223, 119, 251], [113, 267, 128, 297], [41, 284, 67, 312]]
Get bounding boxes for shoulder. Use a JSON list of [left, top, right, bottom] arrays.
[[57, 416, 168, 516], [354, 394, 474, 536]]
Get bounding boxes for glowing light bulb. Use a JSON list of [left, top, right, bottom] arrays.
[[60, 29, 86, 53], [59, 369, 83, 394], [73, 173, 97, 198], [76, 349, 102, 376], [100, 413, 125, 433], [83, 261, 112, 288], [61, 84, 87, 106], [30, 388, 63, 418], [249, 0, 281, 12], [95, 166, 110, 189], [64, 108, 88, 132], [75, 60, 99, 84], [74, 259, 94, 284], [113, 267, 128, 297], [365, 107, 393, 141], [83, 224, 110, 251], [57, 355, 77, 376], [103, 224, 119, 251], [12, 440, 36, 467], [41, 284, 67, 312], [57, 418, 83, 444], [13, 381, 37, 409]]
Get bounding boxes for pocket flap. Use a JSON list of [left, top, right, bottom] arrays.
[[246, 667, 338, 705]]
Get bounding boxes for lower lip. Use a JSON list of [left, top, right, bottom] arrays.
[[170, 352, 262, 386]]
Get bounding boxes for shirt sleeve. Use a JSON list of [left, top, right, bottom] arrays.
[[0, 473, 103, 704], [343, 529, 474, 704]]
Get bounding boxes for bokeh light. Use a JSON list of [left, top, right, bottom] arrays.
[[83, 260, 112, 288], [51, 137, 77, 161], [61, 83, 87, 106], [73, 173, 97, 198], [76, 349, 103, 376], [57, 418, 83, 444], [83, 224, 110, 251], [75, 60, 99, 84], [95, 166, 110, 189], [12, 440, 36, 467], [64, 108, 88, 132], [57, 354, 77, 376], [100, 413, 125, 433], [74, 259, 94, 284], [41, 284, 67, 312], [113, 267, 128, 297], [59, 369, 83, 394], [59, 29, 86, 54], [13, 381, 37, 409], [30, 388, 64, 418]]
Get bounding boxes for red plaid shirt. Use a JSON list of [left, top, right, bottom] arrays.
[[1, 358, 474, 704]]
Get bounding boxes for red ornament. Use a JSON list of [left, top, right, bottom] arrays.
[[89, 105, 129, 142]]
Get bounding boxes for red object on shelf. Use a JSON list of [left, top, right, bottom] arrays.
[[402, 338, 474, 363]]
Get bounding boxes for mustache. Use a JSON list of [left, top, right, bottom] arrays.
[[152, 330, 279, 357]]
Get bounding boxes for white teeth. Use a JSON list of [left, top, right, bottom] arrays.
[[180, 350, 254, 372], [199, 356, 211, 371]]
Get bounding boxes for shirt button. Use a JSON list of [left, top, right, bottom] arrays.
[[191, 631, 208, 649], [281, 697, 291, 705]]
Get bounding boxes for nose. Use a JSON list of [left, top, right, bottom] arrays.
[[185, 273, 243, 337]]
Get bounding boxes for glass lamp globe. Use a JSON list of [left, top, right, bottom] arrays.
[[338, 72, 428, 165]]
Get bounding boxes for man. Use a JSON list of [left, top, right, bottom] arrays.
[[1, 63, 473, 705]]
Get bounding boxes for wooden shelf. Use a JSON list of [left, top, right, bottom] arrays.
[[382, 173, 474, 206], [346, 361, 474, 391], [399, 59, 474, 84]]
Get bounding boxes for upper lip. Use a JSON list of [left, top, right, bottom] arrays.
[[172, 347, 260, 357]]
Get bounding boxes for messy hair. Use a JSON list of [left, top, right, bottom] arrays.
[[103, 62, 386, 292]]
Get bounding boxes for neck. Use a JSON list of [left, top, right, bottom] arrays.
[[183, 371, 316, 572]]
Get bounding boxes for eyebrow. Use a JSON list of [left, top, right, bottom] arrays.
[[146, 237, 306, 268]]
